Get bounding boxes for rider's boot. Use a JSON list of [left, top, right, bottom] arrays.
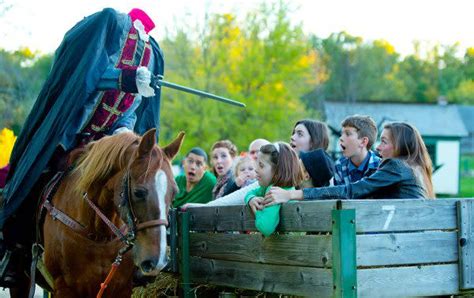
[[0, 234, 30, 288]]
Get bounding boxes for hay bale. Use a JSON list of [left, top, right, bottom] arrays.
[[132, 272, 303, 297], [132, 272, 179, 297]]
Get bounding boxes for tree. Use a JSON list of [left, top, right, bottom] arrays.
[[311, 33, 408, 102], [311, 32, 361, 102], [0, 48, 52, 132], [159, 1, 317, 155]]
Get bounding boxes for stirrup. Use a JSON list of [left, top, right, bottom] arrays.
[[0, 249, 12, 278]]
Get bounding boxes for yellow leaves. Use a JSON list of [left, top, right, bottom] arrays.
[[297, 52, 315, 68], [0, 128, 16, 168], [274, 82, 284, 91], [17, 47, 35, 59], [374, 39, 395, 55], [159, 7, 317, 154], [229, 46, 243, 62], [448, 80, 474, 103], [222, 13, 235, 23], [467, 47, 474, 57]]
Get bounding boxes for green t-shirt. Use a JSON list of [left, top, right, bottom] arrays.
[[244, 184, 295, 237], [173, 171, 217, 208]]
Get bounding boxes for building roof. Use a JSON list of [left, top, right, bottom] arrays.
[[324, 101, 468, 138], [457, 105, 474, 133]]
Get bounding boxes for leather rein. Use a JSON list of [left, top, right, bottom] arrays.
[[44, 170, 168, 243], [43, 169, 169, 298]]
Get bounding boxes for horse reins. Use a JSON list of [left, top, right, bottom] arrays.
[[87, 170, 168, 298], [42, 168, 169, 297]]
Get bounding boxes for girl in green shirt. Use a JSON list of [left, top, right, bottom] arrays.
[[245, 142, 303, 236]]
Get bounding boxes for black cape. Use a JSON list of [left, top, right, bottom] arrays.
[[0, 8, 164, 226]]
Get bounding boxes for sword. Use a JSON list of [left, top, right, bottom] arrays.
[[151, 75, 246, 108]]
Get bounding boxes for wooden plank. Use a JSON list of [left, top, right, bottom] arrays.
[[187, 205, 254, 231], [189, 233, 332, 267], [189, 256, 333, 297], [358, 264, 459, 297], [341, 199, 474, 232], [357, 231, 458, 266], [187, 201, 336, 232], [458, 200, 474, 289], [279, 201, 336, 232], [189, 259, 459, 297], [188, 230, 457, 268]]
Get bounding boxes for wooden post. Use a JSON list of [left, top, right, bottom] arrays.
[[169, 208, 178, 273], [332, 208, 357, 298], [458, 200, 474, 290], [179, 211, 192, 297]]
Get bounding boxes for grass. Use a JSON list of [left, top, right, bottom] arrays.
[[460, 155, 474, 198], [460, 176, 474, 198]]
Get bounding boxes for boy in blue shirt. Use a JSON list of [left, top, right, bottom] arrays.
[[334, 115, 381, 186]]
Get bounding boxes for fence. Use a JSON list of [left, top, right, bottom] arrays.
[[169, 198, 474, 297]]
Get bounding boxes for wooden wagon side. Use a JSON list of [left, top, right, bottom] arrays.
[[170, 198, 474, 297]]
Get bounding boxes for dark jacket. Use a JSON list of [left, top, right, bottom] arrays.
[[303, 158, 427, 200]]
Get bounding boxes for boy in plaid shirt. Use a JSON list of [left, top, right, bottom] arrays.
[[334, 115, 381, 186]]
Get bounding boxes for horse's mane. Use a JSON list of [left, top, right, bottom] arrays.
[[73, 132, 140, 194]]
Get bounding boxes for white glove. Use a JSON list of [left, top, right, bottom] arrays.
[[113, 127, 132, 135], [136, 66, 155, 97]]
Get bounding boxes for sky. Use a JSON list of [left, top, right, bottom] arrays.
[[0, 0, 472, 57]]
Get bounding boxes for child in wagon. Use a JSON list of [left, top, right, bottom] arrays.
[[263, 122, 435, 203], [222, 156, 257, 195], [245, 142, 303, 236]]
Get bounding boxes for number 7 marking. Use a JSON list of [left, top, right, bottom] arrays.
[[382, 205, 395, 230]]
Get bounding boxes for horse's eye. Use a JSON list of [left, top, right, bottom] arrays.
[[133, 188, 148, 199]]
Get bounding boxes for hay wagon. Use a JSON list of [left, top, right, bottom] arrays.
[[168, 198, 474, 297]]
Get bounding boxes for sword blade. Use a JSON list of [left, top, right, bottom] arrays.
[[156, 79, 246, 108]]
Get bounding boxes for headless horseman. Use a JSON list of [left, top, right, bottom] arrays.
[[0, 8, 164, 286]]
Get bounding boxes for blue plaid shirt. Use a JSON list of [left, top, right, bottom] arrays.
[[334, 150, 381, 186]]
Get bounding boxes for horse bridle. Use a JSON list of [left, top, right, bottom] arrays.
[[120, 171, 169, 238], [82, 170, 171, 297], [83, 170, 169, 248]]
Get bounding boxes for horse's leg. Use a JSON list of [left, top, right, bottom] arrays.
[[8, 277, 30, 298]]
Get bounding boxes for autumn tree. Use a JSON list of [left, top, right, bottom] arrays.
[[159, 2, 319, 154], [0, 48, 52, 132]]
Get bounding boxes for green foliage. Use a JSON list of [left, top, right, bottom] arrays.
[[159, 2, 317, 155], [0, 48, 52, 133], [311, 34, 473, 105], [0, 0, 472, 150], [448, 80, 474, 104], [312, 32, 408, 102]]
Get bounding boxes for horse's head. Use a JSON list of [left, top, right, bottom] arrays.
[[73, 129, 184, 276], [114, 129, 184, 276]]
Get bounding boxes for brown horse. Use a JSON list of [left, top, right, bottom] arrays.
[[41, 128, 183, 297]]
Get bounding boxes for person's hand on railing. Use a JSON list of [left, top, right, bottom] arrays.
[[248, 197, 264, 214], [180, 203, 205, 211], [264, 187, 302, 206]]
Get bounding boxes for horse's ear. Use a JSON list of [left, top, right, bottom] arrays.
[[163, 131, 185, 160], [138, 128, 157, 156]]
